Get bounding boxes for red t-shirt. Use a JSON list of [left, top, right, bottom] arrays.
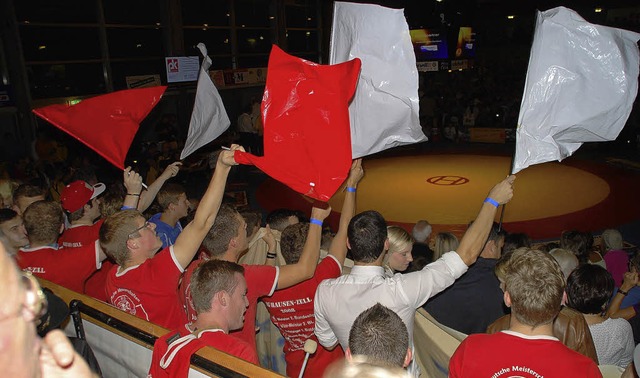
[[58, 220, 103, 248], [180, 252, 278, 355], [16, 242, 102, 293], [83, 259, 116, 302], [106, 246, 187, 330], [449, 331, 602, 378], [262, 255, 344, 378], [148, 325, 258, 378]]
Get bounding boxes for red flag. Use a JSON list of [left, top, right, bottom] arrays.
[[33, 86, 167, 170], [234, 46, 361, 202]]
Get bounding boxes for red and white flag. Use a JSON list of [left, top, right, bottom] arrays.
[[180, 43, 230, 160], [33, 86, 167, 169]]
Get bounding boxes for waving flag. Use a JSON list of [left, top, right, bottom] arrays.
[[234, 45, 361, 202], [513, 6, 640, 174], [33, 86, 167, 170], [180, 43, 230, 160], [330, 1, 426, 158]]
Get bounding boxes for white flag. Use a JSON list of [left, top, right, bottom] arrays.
[[330, 2, 427, 159], [513, 6, 640, 174], [180, 43, 230, 160]]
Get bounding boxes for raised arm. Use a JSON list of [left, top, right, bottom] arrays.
[[606, 271, 638, 320], [122, 167, 143, 209], [276, 205, 331, 289], [329, 159, 363, 265], [456, 175, 515, 266], [262, 225, 277, 267], [173, 145, 241, 269], [137, 161, 182, 212]]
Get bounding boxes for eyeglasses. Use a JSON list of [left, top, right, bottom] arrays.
[[128, 221, 153, 239], [0, 271, 48, 324]]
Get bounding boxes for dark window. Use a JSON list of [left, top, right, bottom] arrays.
[[27, 63, 105, 99], [237, 29, 272, 54], [110, 59, 166, 90], [183, 29, 232, 55], [236, 55, 269, 69], [103, 0, 161, 25], [181, 0, 230, 26], [286, 30, 318, 53], [107, 28, 164, 58], [20, 26, 102, 62], [15, 0, 98, 23], [235, 0, 272, 27], [285, 5, 318, 28]]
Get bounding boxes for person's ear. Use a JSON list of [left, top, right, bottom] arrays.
[[345, 348, 353, 362], [384, 238, 390, 252], [561, 291, 568, 306], [126, 238, 137, 250], [216, 291, 228, 307], [58, 223, 65, 236], [346, 238, 351, 250], [403, 348, 413, 368], [504, 291, 512, 308]]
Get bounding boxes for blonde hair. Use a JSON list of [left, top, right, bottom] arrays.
[[384, 226, 413, 269], [433, 232, 459, 261]]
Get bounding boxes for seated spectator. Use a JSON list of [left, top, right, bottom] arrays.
[[314, 176, 515, 376], [410, 220, 433, 269], [548, 248, 579, 279], [424, 222, 507, 334], [261, 159, 362, 377], [266, 208, 300, 232], [347, 303, 411, 369], [384, 226, 414, 275], [487, 247, 598, 364], [432, 232, 458, 261], [502, 232, 531, 255], [606, 254, 640, 344], [562, 230, 605, 268], [99, 147, 239, 329], [12, 184, 46, 215], [0, 208, 28, 256], [179, 201, 331, 358], [601, 228, 630, 287], [148, 183, 190, 249], [58, 180, 106, 248], [148, 260, 258, 378], [566, 264, 634, 368], [16, 201, 106, 293], [449, 249, 601, 377]]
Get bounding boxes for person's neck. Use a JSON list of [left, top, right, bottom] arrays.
[[121, 251, 152, 269], [28, 240, 56, 249], [508, 315, 554, 337], [583, 312, 606, 326], [218, 250, 238, 263], [160, 212, 179, 228], [192, 314, 228, 334], [72, 217, 95, 227]]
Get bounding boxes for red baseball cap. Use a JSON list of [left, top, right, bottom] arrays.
[[60, 180, 106, 213]]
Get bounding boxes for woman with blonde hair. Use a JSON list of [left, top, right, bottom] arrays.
[[433, 232, 459, 261], [384, 226, 414, 275]]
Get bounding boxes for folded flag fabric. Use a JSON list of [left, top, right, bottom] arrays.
[[513, 6, 640, 174], [330, 1, 426, 158], [33, 86, 167, 170], [234, 45, 361, 202], [180, 43, 230, 160]]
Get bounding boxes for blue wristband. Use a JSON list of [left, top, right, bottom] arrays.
[[484, 198, 499, 208], [346, 187, 357, 193], [310, 218, 323, 226], [121, 205, 135, 210]]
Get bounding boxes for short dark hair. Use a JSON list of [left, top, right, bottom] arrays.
[[349, 303, 408, 368], [191, 260, 244, 314], [561, 230, 590, 264], [566, 264, 614, 315], [0, 208, 19, 225], [156, 183, 186, 211], [281, 222, 309, 264], [13, 184, 46, 201], [348, 211, 387, 263], [266, 208, 298, 232], [502, 232, 531, 255], [202, 204, 241, 257]]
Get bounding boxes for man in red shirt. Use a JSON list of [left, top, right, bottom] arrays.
[[58, 180, 106, 248], [148, 260, 258, 378], [16, 200, 106, 293], [261, 159, 363, 377], [179, 200, 332, 360], [99, 146, 240, 330], [448, 249, 602, 377]]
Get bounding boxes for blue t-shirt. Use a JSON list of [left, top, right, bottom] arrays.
[[612, 286, 640, 309], [148, 213, 183, 249]]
